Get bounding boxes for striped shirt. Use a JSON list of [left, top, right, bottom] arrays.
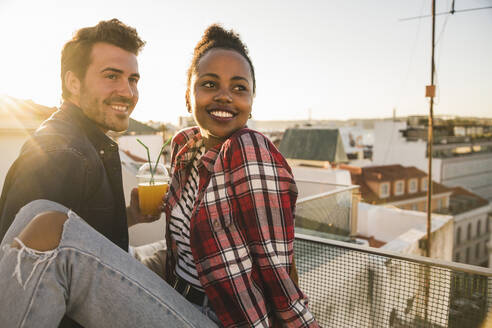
[[169, 145, 205, 290]]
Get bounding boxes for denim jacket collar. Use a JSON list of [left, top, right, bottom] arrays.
[[59, 101, 118, 153]]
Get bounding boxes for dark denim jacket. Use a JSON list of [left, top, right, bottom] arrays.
[[0, 101, 129, 251]]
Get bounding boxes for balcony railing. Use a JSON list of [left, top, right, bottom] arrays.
[[294, 234, 492, 327], [295, 181, 359, 239]]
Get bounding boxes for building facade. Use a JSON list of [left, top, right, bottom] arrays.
[[344, 164, 452, 213], [443, 187, 491, 267], [345, 162, 492, 267], [373, 118, 492, 201]]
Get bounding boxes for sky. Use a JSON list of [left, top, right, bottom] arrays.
[[0, 0, 491, 125]]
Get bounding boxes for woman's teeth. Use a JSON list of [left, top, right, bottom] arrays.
[[210, 110, 233, 118]]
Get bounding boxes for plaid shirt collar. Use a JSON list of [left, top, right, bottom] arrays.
[[166, 128, 220, 217], [173, 128, 221, 173]]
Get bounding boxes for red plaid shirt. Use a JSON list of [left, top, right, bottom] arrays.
[[164, 127, 318, 327]]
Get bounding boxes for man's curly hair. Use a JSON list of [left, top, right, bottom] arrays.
[[185, 24, 256, 112], [61, 18, 145, 100]]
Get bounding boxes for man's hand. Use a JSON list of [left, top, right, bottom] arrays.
[[126, 187, 162, 228]]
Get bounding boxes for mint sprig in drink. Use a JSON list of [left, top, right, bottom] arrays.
[[136, 138, 171, 216]]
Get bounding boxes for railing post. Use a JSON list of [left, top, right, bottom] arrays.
[[350, 187, 360, 239]]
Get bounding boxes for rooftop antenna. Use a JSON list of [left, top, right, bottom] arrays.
[[400, 1, 490, 322], [399, 2, 491, 21], [399, 0, 491, 258], [421, 3, 437, 322], [425, 0, 436, 260]]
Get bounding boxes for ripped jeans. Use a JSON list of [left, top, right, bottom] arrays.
[[0, 200, 218, 328]]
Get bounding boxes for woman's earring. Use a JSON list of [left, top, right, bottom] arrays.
[[248, 113, 252, 119]]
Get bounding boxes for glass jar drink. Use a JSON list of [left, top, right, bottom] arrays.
[[137, 162, 170, 216]]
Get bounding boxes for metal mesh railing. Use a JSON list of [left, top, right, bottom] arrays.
[[295, 184, 358, 237], [294, 234, 492, 328]]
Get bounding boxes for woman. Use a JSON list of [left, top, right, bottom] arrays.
[[163, 25, 318, 327]]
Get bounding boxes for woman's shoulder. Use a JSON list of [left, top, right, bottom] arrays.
[[226, 128, 273, 150], [223, 128, 289, 167], [169, 126, 201, 162]]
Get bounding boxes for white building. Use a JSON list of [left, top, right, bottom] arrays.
[[445, 187, 491, 267], [338, 126, 374, 161], [357, 202, 454, 261], [0, 97, 56, 191], [373, 120, 492, 201], [119, 150, 167, 247], [291, 166, 352, 189], [118, 134, 169, 165], [0, 132, 30, 191]]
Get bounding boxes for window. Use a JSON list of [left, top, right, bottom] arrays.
[[487, 218, 490, 233], [454, 126, 466, 136], [473, 145, 482, 153], [456, 227, 462, 245], [453, 146, 472, 155], [436, 198, 442, 210], [485, 240, 489, 255], [467, 223, 472, 241], [411, 204, 418, 211], [443, 197, 449, 208], [455, 252, 460, 262], [380, 183, 390, 198], [421, 178, 428, 192], [477, 220, 482, 237], [409, 179, 418, 193], [394, 180, 404, 196], [466, 247, 471, 263], [476, 243, 480, 259]]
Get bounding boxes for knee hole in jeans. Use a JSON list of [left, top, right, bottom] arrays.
[[12, 211, 68, 251]]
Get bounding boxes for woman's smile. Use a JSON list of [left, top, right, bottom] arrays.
[[209, 110, 234, 119], [207, 105, 238, 121]]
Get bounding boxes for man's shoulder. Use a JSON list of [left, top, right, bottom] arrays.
[[30, 111, 90, 150], [23, 111, 93, 157], [36, 109, 83, 138]]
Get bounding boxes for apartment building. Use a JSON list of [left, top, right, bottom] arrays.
[[344, 163, 492, 267], [442, 187, 491, 267], [373, 117, 492, 201], [344, 164, 452, 212]]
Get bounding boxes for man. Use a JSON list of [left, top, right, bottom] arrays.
[[0, 19, 155, 327]]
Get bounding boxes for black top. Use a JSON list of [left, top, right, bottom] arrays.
[[0, 101, 129, 251]]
